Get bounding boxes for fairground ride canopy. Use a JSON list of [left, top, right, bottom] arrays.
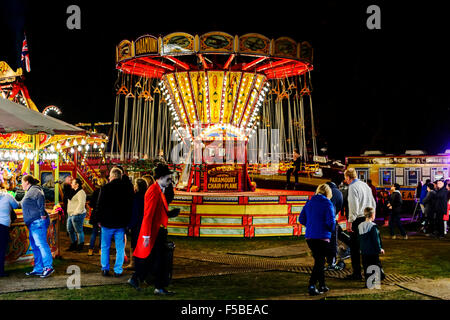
[[115, 32, 313, 139]]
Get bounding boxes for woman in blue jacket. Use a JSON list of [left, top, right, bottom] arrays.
[[299, 183, 336, 295]]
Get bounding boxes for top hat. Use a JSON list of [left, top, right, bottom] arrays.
[[154, 163, 173, 179]]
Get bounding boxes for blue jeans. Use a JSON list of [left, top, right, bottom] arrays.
[[67, 212, 86, 244], [28, 218, 53, 272], [89, 223, 101, 249], [101, 227, 125, 274]]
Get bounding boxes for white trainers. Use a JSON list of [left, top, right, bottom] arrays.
[[40, 267, 55, 278]]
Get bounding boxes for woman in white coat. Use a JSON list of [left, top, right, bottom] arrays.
[[67, 178, 87, 252]]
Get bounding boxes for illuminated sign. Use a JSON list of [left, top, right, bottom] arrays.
[[206, 164, 241, 191]]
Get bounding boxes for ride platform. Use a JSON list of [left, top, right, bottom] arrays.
[[168, 188, 316, 238]]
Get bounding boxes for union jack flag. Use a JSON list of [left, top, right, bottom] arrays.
[[21, 34, 31, 72]]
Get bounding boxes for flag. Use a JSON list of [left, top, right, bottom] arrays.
[[21, 34, 31, 72]]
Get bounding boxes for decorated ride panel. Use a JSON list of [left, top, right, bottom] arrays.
[[161, 32, 196, 56], [238, 34, 271, 56], [165, 189, 351, 238], [199, 32, 235, 54], [116, 32, 313, 80]]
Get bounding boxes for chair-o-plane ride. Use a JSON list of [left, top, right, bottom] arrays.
[[113, 32, 341, 237]]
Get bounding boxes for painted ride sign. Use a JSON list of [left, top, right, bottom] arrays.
[[205, 164, 242, 191]]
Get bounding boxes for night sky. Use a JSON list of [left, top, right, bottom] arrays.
[[1, 0, 449, 160]]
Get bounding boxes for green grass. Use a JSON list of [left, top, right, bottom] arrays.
[[0, 270, 435, 300], [325, 290, 437, 300], [377, 225, 450, 279]]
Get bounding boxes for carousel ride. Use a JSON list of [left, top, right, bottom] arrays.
[[0, 61, 108, 267], [112, 32, 347, 237]]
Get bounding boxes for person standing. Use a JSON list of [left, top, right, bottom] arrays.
[[128, 164, 179, 294], [20, 175, 54, 278], [423, 183, 437, 236], [367, 179, 378, 203], [298, 183, 335, 295], [88, 180, 105, 256], [96, 167, 133, 277], [325, 181, 343, 270], [358, 207, 385, 288], [445, 182, 450, 235], [377, 190, 390, 227], [344, 168, 376, 281], [66, 178, 87, 252], [434, 180, 448, 239], [125, 178, 149, 269], [61, 175, 74, 228], [0, 187, 19, 277], [114, 165, 134, 264], [387, 183, 407, 240], [286, 149, 301, 190]]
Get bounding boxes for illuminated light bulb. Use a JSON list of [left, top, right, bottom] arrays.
[[56, 143, 61, 149], [65, 140, 70, 147], [50, 145, 55, 152], [100, 143, 105, 148], [81, 139, 86, 145], [77, 146, 82, 152], [73, 139, 78, 146]]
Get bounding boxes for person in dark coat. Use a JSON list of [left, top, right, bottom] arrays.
[[423, 183, 436, 235], [87, 180, 105, 256], [434, 180, 448, 238], [378, 190, 391, 226], [96, 167, 134, 276], [358, 207, 385, 287], [367, 179, 378, 202], [286, 149, 301, 190], [124, 178, 149, 269], [387, 183, 407, 239], [61, 175, 74, 229], [325, 181, 343, 270]]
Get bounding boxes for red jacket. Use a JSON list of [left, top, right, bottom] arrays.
[[133, 182, 168, 259]]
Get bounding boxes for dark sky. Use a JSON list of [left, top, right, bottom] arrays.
[[1, 0, 449, 160]]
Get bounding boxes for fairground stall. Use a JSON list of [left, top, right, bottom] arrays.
[[346, 150, 450, 215], [1, 61, 107, 267], [113, 32, 347, 237]]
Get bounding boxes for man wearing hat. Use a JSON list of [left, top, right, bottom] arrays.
[[128, 164, 179, 294], [388, 183, 407, 239]]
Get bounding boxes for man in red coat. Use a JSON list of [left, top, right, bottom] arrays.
[[127, 164, 179, 294]]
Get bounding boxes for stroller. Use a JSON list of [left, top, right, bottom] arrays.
[[335, 227, 352, 270], [325, 225, 351, 271]]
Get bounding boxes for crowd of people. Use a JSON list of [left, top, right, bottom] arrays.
[[417, 179, 450, 238], [299, 168, 450, 296], [1, 161, 449, 297], [0, 163, 179, 295]]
